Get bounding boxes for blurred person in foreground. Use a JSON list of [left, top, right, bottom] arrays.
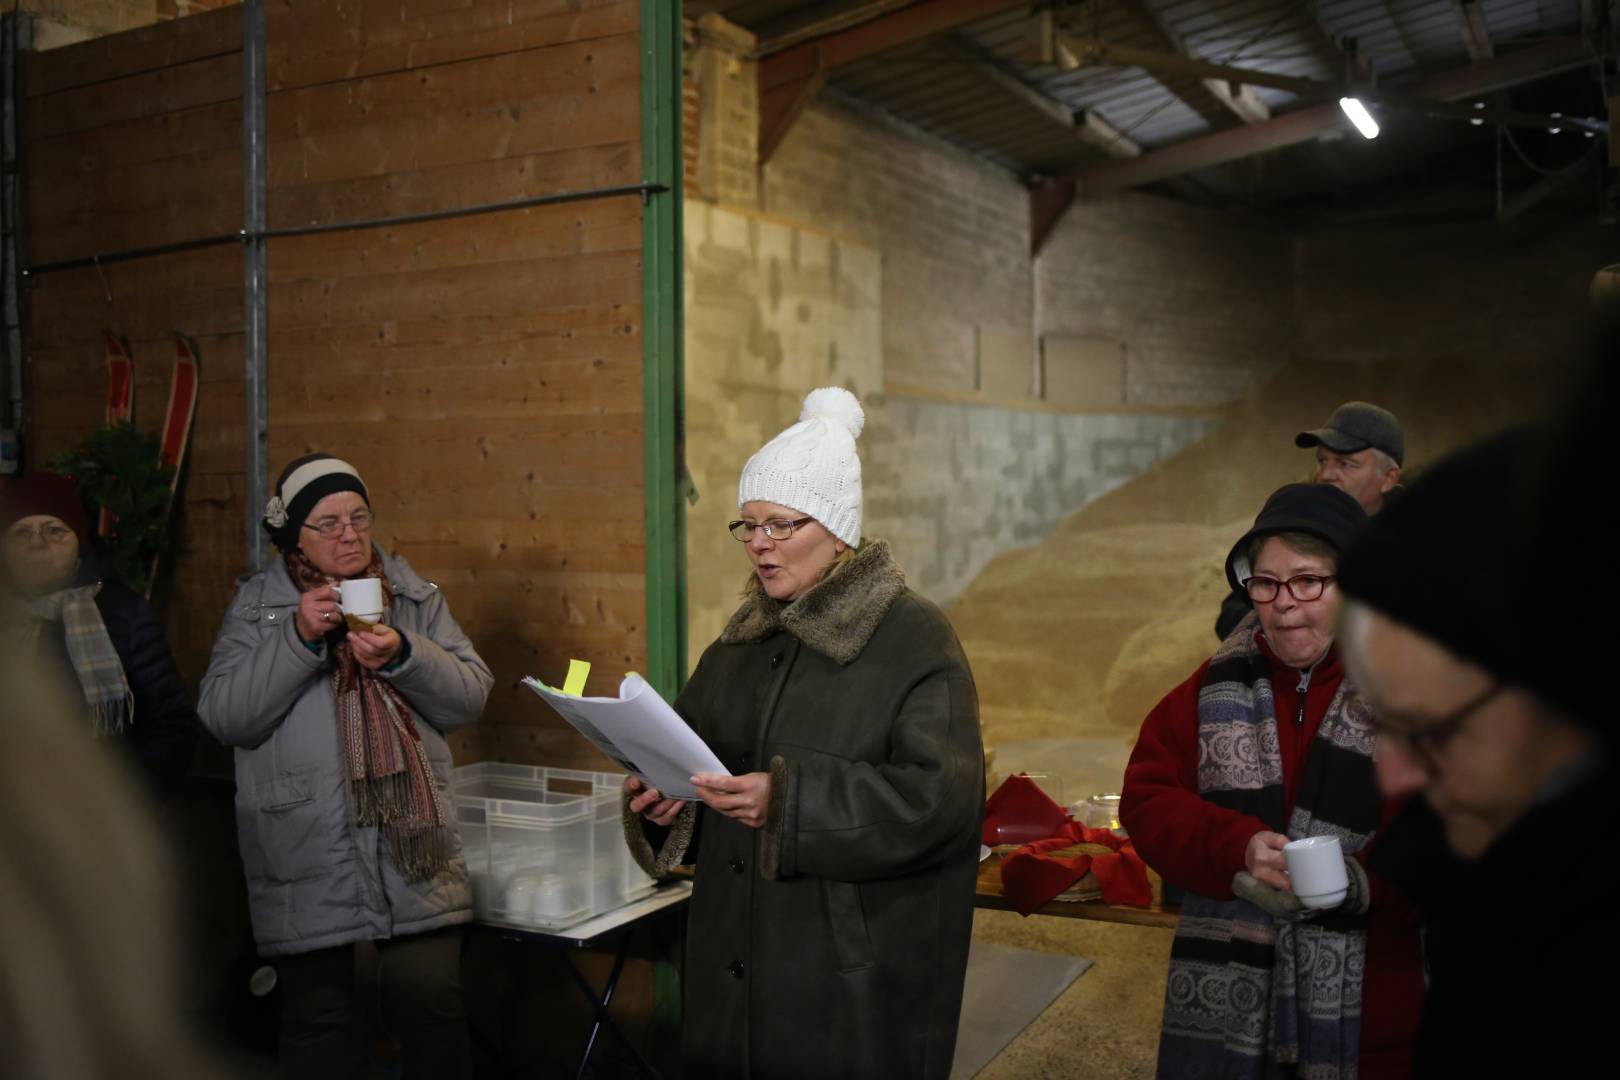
[[1338, 356, 1617, 1072], [1, 471, 196, 796], [199, 454, 491, 1080], [623, 387, 984, 1078], [1125, 482, 1424, 1078], [0, 636, 231, 1078]]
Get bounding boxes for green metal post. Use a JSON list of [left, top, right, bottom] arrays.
[[641, 0, 687, 700]]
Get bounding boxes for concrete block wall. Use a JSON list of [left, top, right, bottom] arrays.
[[762, 90, 1033, 392], [1036, 194, 1294, 407], [682, 201, 1216, 649], [861, 401, 1215, 602]]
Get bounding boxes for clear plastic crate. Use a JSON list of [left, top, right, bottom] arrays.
[[453, 763, 656, 931]]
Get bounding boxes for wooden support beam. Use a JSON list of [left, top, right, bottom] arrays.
[[1029, 178, 1076, 256], [751, 0, 918, 58], [1059, 37, 1326, 98], [934, 35, 1141, 158], [1078, 108, 1142, 159], [1108, 0, 1241, 128], [758, 0, 1031, 163], [1497, 148, 1597, 221], [1205, 79, 1270, 123], [1058, 37, 1598, 199], [1452, 0, 1495, 63]]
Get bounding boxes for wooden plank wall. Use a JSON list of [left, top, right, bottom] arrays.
[[24, 0, 646, 772]]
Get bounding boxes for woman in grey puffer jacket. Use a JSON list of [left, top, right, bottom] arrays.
[[200, 454, 491, 1080]]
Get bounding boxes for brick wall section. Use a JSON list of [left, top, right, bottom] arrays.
[[762, 90, 1033, 391], [1037, 194, 1294, 407]]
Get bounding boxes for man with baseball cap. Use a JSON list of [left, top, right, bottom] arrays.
[[1295, 401, 1404, 515]]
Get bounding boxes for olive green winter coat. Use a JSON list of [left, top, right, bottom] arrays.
[[627, 541, 983, 1079]]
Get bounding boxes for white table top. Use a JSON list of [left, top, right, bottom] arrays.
[[477, 880, 693, 948]]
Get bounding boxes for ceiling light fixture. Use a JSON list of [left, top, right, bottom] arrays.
[[1338, 97, 1379, 139]]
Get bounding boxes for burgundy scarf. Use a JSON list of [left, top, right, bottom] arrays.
[[286, 549, 449, 881]]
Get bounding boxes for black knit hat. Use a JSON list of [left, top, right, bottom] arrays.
[[262, 453, 369, 551], [1224, 483, 1369, 592], [1338, 429, 1545, 706]]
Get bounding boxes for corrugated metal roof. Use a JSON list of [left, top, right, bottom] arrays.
[[714, 0, 1599, 203]]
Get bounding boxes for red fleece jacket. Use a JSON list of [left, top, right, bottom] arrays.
[[1121, 632, 1425, 1079]]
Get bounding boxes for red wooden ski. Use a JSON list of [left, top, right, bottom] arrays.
[[146, 333, 200, 598], [100, 333, 135, 538], [104, 332, 134, 425]]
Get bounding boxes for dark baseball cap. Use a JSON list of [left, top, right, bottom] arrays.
[[1295, 401, 1404, 466]]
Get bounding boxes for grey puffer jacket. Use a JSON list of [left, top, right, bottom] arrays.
[[199, 547, 491, 957]]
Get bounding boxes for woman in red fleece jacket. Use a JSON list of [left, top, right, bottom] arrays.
[[1122, 484, 1424, 1080]]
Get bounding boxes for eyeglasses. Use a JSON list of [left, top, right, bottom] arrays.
[[728, 517, 813, 542], [302, 510, 374, 539], [1375, 681, 1505, 771], [3, 522, 76, 548], [1244, 573, 1336, 603]]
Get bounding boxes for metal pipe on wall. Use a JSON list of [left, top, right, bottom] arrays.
[[242, 0, 268, 572], [1, 13, 32, 445], [20, 183, 669, 278]]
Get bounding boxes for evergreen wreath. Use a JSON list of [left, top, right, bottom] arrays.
[[47, 421, 175, 594]]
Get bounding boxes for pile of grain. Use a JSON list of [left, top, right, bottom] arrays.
[[952, 356, 1570, 766]]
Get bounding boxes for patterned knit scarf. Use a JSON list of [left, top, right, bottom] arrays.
[[286, 550, 449, 882], [20, 583, 133, 734], [1157, 628, 1381, 1080]]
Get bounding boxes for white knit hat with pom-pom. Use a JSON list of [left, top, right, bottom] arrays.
[[738, 386, 865, 546]]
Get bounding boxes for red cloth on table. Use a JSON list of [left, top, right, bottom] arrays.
[[981, 772, 1070, 847], [999, 821, 1153, 915]]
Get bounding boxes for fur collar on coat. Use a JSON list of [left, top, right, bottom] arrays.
[[718, 539, 906, 665]]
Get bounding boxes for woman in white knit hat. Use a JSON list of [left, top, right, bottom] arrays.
[[624, 388, 984, 1078]]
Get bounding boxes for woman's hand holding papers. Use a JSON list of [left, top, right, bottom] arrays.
[[626, 775, 684, 827], [693, 772, 771, 829]]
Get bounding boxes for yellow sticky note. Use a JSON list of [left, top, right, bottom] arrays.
[[562, 658, 591, 697]]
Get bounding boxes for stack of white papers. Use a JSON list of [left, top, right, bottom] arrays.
[[522, 667, 729, 801]]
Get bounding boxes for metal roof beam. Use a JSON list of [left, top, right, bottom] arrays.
[[934, 34, 1142, 158], [1058, 36, 1598, 200], [1105, 0, 1250, 127], [758, 0, 1032, 162], [1451, 0, 1495, 63]]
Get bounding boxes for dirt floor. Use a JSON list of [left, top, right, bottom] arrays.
[[953, 356, 1575, 1077]]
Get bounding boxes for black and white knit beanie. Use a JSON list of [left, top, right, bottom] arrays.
[[262, 453, 369, 551]]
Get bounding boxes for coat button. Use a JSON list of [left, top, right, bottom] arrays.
[[769, 652, 783, 669], [729, 855, 745, 874], [728, 960, 746, 979]]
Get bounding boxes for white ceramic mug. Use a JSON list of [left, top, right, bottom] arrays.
[[337, 577, 385, 621], [1284, 835, 1349, 909]]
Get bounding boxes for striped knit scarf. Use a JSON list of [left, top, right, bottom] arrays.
[[21, 583, 133, 734], [1157, 627, 1381, 1080], [286, 550, 449, 882]]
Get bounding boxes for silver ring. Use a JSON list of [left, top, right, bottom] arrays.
[[323, 611, 332, 622]]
